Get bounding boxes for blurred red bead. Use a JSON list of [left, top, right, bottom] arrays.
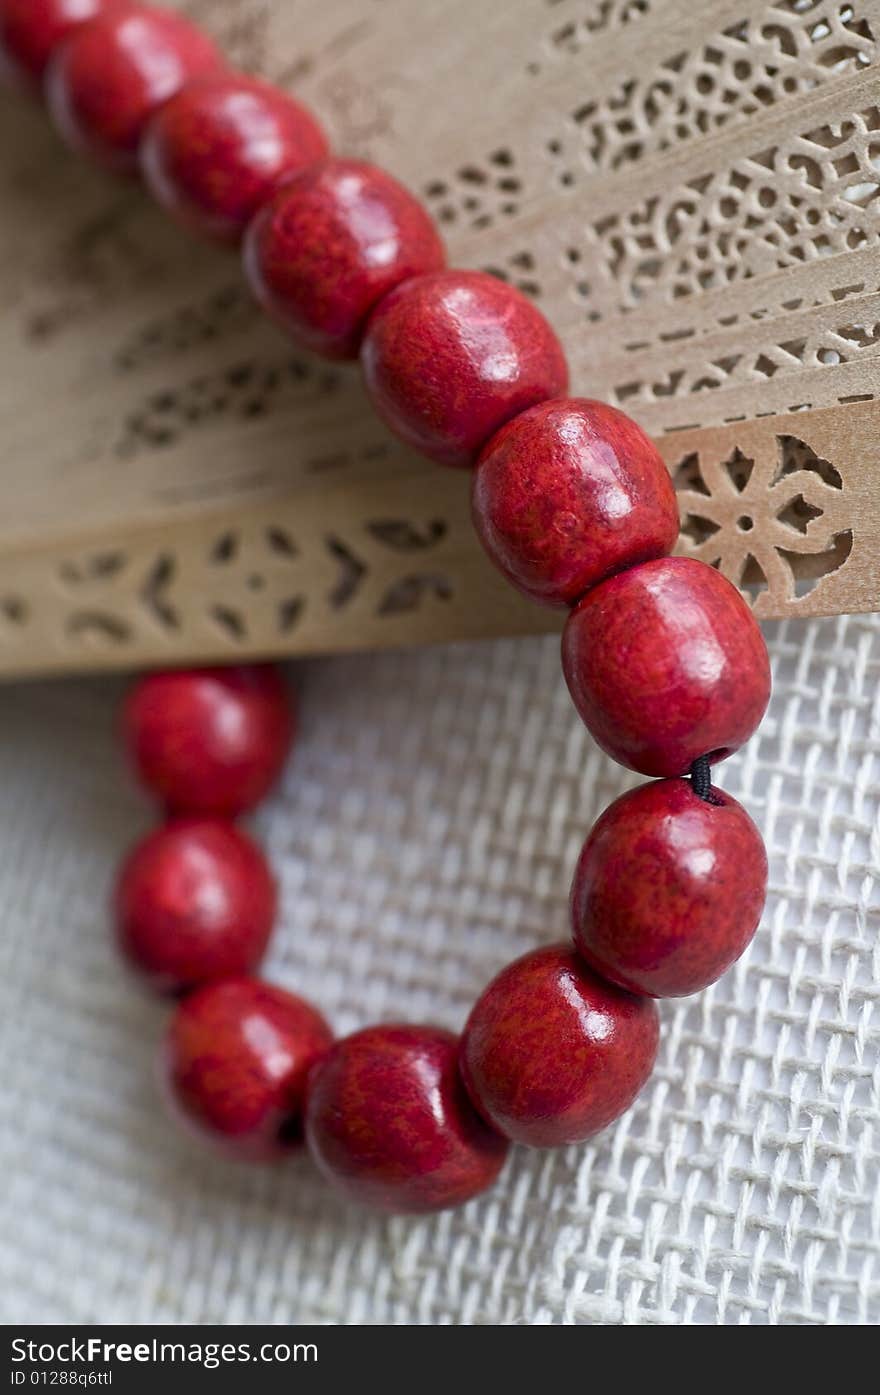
[[122, 665, 293, 817], [115, 818, 276, 993], [46, 3, 222, 171], [460, 944, 659, 1148], [306, 1024, 508, 1213], [361, 269, 568, 467], [141, 72, 328, 243], [244, 158, 446, 359], [473, 398, 680, 608], [0, 0, 114, 87], [163, 978, 333, 1161], [562, 556, 771, 778], [571, 779, 767, 998]]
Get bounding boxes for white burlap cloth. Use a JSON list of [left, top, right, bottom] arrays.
[[0, 616, 877, 1324]]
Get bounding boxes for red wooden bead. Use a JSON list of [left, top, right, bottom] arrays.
[[571, 779, 768, 998], [460, 944, 659, 1148], [163, 977, 333, 1161], [114, 818, 276, 993], [305, 1024, 509, 1213], [562, 557, 771, 778], [473, 397, 680, 608], [244, 158, 446, 359], [122, 665, 293, 818], [0, 0, 114, 87], [46, 3, 222, 171], [361, 270, 569, 467], [141, 72, 328, 243]]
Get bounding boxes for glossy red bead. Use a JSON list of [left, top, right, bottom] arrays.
[[244, 158, 447, 359], [122, 665, 293, 818], [461, 944, 659, 1148], [0, 0, 114, 87], [305, 1024, 509, 1213], [571, 779, 768, 998], [562, 556, 771, 778], [163, 977, 333, 1161], [361, 270, 569, 467], [114, 818, 276, 993], [472, 397, 680, 608], [46, 4, 222, 171], [141, 72, 328, 243]]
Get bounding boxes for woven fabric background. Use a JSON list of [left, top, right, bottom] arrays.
[[0, 614, 877, 1325]]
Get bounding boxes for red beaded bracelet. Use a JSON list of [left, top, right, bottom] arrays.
[[1, 0, 772, 1215]]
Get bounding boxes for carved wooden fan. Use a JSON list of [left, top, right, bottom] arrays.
[[0, 0, 878, 678]]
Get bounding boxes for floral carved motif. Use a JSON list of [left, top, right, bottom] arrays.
[[48, 515, 455, 657], [675, 432, 853, 614]]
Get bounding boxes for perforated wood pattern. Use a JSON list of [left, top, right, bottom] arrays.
[[0, 0, 878, 676]]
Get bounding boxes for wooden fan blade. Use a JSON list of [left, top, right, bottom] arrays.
[[0, 0, 877, 679]]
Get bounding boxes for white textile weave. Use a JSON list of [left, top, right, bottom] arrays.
[[0, 615, 878, 1324]]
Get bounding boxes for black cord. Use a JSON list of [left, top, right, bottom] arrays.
[[690, 754, 713, 802]]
